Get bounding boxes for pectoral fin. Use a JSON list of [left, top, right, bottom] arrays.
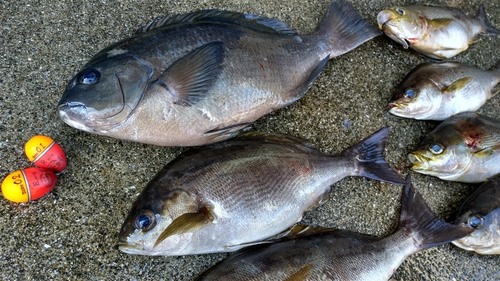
[[152, 42, 225, 106], [427, 18, 453, 29], [442, 77, 471, 94], [154, 206, 214, 247]]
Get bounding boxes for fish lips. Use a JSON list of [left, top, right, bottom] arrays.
[[388, 101, 409, 115], [377, 10, 395, 29], [58, 100, 133, 132], [117, 238, 145, 255], [408, 152, 429, 171]]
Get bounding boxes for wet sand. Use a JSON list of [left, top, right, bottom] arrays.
[[1, 0, 499, 280]]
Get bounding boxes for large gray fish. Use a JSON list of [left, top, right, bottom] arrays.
[[197, 176, 472, 281], [453, 175, 500, 255], [118, 128, 405, 256], [377, 4, 500, 60], [409, 112, 500, 183], [58, 0, 381, 147], [389, 61, 500, 120]]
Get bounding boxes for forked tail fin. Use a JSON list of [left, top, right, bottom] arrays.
[[315, 0, 382, 58], [398, 175, 473, 250], [342, 127, 405, 185], [476, 4, 500, 36]]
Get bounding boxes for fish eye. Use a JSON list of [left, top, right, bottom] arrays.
[[396, 8, 405, 15], [78, 70, 100, 85], [429, 143, 444, 155], [133, 210, 156, 231], [405, 89, 416, 99], [467, 214, 483, 229]]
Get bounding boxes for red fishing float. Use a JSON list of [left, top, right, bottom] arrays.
[[24, 135, 67, 173]]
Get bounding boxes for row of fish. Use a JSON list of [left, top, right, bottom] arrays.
[[115, 126, 499, 279], [380, 4, 500, 120], [115, 125, 500, 279], [379, 3, 500, 262], [53, 0, 500, 280], [383, 3, 500, 265], [379, 2, 500, 263]]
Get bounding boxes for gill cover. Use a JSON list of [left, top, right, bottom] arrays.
[[58, 57, 152, 129]]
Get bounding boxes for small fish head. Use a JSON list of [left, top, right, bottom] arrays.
[[453, 177, 500, 254], [409, 126, 472, 179], [453, 209, 500, 254], [118, 188, 199, 256], [58, 55, 152, 133], [377, 7, 426, 49], [389, 82, 440, 119]]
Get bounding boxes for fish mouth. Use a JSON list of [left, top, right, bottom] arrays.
[[388, 102, 411, 117], [383, 29, 410, 49], [408, 153, 429, 171], [58, 103, 96, 132], [117, 239, 145, 254], [388, 101, 407, 110]]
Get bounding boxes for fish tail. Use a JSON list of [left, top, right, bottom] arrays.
[[398, 175, 472, 250], [476, 4, 500, 36], [314, 0, 382, 58], [342, 127, 405, 185]]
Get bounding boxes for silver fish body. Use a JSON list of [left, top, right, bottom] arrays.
[[377, 4, 500, 59], [197, 176, 472, 281], [58, 0, 381, 146], [118, 128, 404, 256], [389, 61, 500, 120], [453, 175, 500, 255], [409, 112, 500, 183]]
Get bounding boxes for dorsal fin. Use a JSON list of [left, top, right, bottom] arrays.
[[136, 9, 297, 35]]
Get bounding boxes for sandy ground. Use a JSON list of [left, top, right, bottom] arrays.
[[1, 0, 499, 280]]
